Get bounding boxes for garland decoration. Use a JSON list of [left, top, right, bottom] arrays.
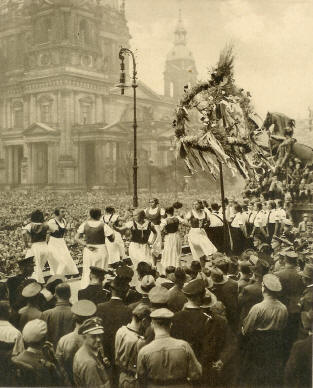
[[173, 45, 269, 180]]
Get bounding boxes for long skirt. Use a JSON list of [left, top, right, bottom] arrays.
[[28, 242, 54, 284], [48, 236, 79, 276], [161, 232, 182, 269], [149, 224, 162, 258], [188, 228, 217, 261], [106, 231, 125, 265], [81, 245, 108, 289], [206, 226, 225, 253], [230, 227, 245, 255], [128, 242, 153, 269]]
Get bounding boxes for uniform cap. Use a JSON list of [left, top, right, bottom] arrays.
[[252, 259, 270, 276], [263, 274, 282, 292], [23, 319, 47, 343], [303, 213, 309, 217], [155, 277, 173, 287], [210, 267, 228, 285], [182, 278, 206, 295], [22, 282, 41, 298], [136, 275, 155, 295], [299, 264, 313, 279], [78, 317, 104, 335], [283, 219, 293, 226], [150, 308, 174, 319], [90, 266, 106, 278], [46, 275, 66, 286], [190, 261, 202, 273], [71, 300, 97, 317], [116, 266, 134, 281], [148, 285, 169, 304]]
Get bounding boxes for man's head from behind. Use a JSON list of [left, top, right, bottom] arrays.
[[55, 283, 71, 301]]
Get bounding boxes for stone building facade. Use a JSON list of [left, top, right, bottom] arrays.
[[0, 0, 197, 190]]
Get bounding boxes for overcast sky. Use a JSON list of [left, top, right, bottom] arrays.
[[125, 0, 313, 120]]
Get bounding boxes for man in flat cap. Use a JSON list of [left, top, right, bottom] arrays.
[[56, 299, 97, 385], [115, 303, 151, 388], [18, 282, 42, 330], [275, 250, 304, 359], [137, 308, 202, 388], [97, 277, 132, 367], [240, 274, 288, 388], [12, 319, 63, 387], [73, 317, 111, 388], [78, 266, 110, 305], [167, 267, 187, 313]]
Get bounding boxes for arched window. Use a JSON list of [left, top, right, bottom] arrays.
[[13, 101, 23, 128], [79, 19, 89, 44]]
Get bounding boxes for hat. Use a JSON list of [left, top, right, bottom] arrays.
[[110, 277, 129, 292], [78, 317, 104, 335], [149, 285, 169, 305], [150, 308, 174, 319], [18, 255, 34, 265], [210, 267, 228, 285], [299, 264, 313, 279], [200, 289, 217, 308], [116, 266, 134, 281], [71, 300, 97, 317], [155, 277, 173, 287], [303, 213, 309, 217], [132, 303, 151, 320], [182, 278, 206, 295], [136, 275, 156, 295], [283, 219, 293, 226], [252, 259, 270, 276], [90, 266, 106, 278], [190, 261, 202, 273], [22, 282, 41, 298], [285, 251, 298, 260], [23, 319, 47, 343], [46, 275, 66, 286], [263, 274, 282, 292]]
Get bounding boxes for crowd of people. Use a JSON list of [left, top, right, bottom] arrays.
[[0, 188, 312, 387]]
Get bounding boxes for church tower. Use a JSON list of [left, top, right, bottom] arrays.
[[164, 10, 197, 101]]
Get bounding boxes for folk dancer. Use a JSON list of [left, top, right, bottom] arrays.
[[160, 206, 182, 271], [185, 200, 217, 268], [206, 203, 225, 253], [22, 210, 55, 284], [230, 204, 247, 256], [145, 198, 165, 265], [47, 208, 78, 276], [103, 206, 125, 266], [75, 208, 114, 289], [266, 201, 280, 242]]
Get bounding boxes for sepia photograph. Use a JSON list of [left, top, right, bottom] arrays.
[[0, 0, 312, 387]]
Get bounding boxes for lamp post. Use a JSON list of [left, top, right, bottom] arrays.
[[118, 47, 138, 208]]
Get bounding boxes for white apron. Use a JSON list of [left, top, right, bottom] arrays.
[[161, 232, 182, 269], [188, 228, 217, 261], [27, 242, 54, 284], [81, 244, 108, 289], [48, 236, 79, 276]]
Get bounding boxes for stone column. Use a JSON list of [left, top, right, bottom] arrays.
[[96, 95, 103, 123], [78, 142, 86, 185], [13, 146, 19, 184], [29, 94, 36, 124], [7, 146, 14, 184], [6, 100, 11, 129], [57, 90, 66, 155], [47, 143, 54, 185]]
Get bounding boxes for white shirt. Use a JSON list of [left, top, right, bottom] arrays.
[[231, 213, 244, 228], [208, 212, 224, 227], [145, 207, 165, 216], [103, 214, 119, 224], [275, 208, 287, 223], [48, 218, 66, 233], [267, 210, 280, 224], [125, 220, 150, 230], [253, 211, 266, 228], [0, 320, 24, 356], [77, 220, 113, 238], [186, 210, 206, 220]]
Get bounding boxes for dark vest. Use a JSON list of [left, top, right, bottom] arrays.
[[50, 219, 66, 238], [164, 217, 179, 234], [145, 207, 161, 225], [30, 223, 49, 243], [131, 221, 152, 244], [84, 222, 105, 245]]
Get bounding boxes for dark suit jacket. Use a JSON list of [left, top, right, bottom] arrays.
[[284, 335, 312, 388], [212, 278, 239, 331], [97, 298, 132, 362], [275, 267, 305, 313], [238, 281, 262, 322], [78, 284, 110, 305]]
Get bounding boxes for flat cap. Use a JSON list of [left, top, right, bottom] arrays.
[[285, 251, 298, 260], [149, 285, 169, 304], [90, 266, 106, 277], [22, 282, 41, 298], [182, 278, 206, 295], [78, 317, 104, 335], [200, 289, 217, 308], [23, 319, 47, 343], [71, 300, 97, 317], [263, 274, 282, 292], [210, 267, 228, 285], [136, 275, 155, 295], [46, 275, 66, 286], [252, 258, 270, 276], [150, 308, 174, 319]]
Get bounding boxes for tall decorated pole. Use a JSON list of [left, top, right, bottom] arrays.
[[118, 47, 138, 208], [218, 161, 228, 253]]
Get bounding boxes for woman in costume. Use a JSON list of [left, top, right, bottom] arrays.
[[75, 208, 114, 289], [22, 210, 55, 284], [145, 198, 165, 265], [47, 207, 78, 276], [160, 206, 182, 270], [185, 200, 217, 268], [115, 209, 157, 269], [103, 206, 125, 266]]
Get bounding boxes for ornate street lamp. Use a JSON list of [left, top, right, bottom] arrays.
[[118, 47, 138, 208]]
